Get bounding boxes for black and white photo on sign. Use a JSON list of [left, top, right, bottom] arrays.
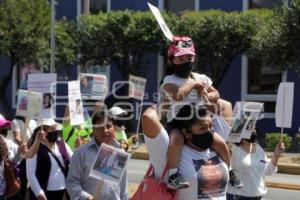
[[68, 80, 84, 125], [28, 73, 57, 118], [89, 143, 130, 184], [79, 73, 108, 100], [227, 102, 263, 143]]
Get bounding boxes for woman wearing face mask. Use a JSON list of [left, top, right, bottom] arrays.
[[161, 36, 231, 190], [26, 118, 73, 200], [226, 129, 285, 200], [142, 104, 229, 199]]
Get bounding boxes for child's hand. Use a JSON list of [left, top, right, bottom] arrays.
[[193, 82, 205, 91]]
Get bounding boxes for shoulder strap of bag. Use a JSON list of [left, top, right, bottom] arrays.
[[66, 127, 75, 143], [45, 146, 68, 177], [146, 164, 169, 181]]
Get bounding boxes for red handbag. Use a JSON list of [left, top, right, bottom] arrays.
[[131, 165, 177, 200]]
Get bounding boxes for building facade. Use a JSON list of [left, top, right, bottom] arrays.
[[0, 0, 299, 138]]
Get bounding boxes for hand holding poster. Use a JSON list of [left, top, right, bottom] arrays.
[[28, 73, 57, 118], [89, 143, 130, 184], [227, 102, 263, 143], [16, 89, 43, 119], [79, 73, 107, 100], [68, 81, 84, 125], [147, 2, 174, 41], [128, 75, 146, 100]]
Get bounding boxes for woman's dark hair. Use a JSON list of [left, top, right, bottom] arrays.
[[172, 103, 209, 132]]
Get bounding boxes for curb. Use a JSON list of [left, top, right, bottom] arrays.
[[131, 151, 300, 175], [130, 150, 300, 191]]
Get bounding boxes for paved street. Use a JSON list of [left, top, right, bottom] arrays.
[[128, 159, 300, 200]]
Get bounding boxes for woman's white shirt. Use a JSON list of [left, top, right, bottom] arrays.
[[227, 144, 277, 197], [26, 143, 73, 196], [144, 128, 228, 200]]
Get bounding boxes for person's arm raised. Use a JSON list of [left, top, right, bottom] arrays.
[[142, 105, 162, 139]]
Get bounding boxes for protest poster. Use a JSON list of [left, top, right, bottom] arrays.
[[128, 75, 146, 100], [79, 73, 107, 100], [147, 2, 174, 41], [227, 102, 263, 143], [68, 80, 84, 125], [275, 82, 294, 140], [28, 73, 57, 118], [16, 89, 43, 119], [89, 143, 130, 184]]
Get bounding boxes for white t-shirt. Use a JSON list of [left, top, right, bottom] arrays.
[[226, 144, 277, 197], [12, 119, 37, 143], [144, 128, 228, 200], [162, 73, 212, 122], [26, 142, 73, 196]]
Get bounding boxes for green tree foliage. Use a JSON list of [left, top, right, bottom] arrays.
[[78, 10, 179, 79], [266, 132, 292, 150], [178, 10, 255, 87]]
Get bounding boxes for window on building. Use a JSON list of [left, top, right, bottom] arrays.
[[81, 0, 108, 14], [164, 0, 195, 14], [247, 59, 282, 95], [249, 0, 285, 9]]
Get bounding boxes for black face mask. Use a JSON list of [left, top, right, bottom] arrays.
[[46, 130, 59, 143], [244, 133, 257, 143], [115, 120, 125, 127], [173, 62, 194, 78], [190, 131, 214, 149]]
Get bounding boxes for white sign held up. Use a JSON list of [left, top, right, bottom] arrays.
[[275, 82, 294, 129], [128, 75, 146, 100], [68, 80, 84, 125], [28, 73, 57, 118], [147, 2, 174, 41], [16, 89, 43, 119]]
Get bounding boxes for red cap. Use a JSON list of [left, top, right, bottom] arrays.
[[167, 36, 196, 58]]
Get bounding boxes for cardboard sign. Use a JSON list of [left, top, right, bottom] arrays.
[[89, 143, 130, 184], [275, 82, 294, 128], [227, 102, 263, 143], [16, 89, 43, 119], [68, 81, 84, 125], [147, 2, 174, 41], [79, 73, 107, 100], [28, 73, 57, 118], [128, 75, 146, 100]]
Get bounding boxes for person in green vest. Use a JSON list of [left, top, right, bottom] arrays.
[[62, 106, 93, 150], [108, 106, 129, 151]]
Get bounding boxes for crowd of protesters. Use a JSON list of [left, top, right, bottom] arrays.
[[0, 36, 285, 200]]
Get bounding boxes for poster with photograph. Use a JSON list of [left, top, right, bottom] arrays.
[[147, 3, 174, 41], [28, 73, 57, 118], [128, 75, 146, 100], [79, 73, 107, 100], [16, 89, 43, 119], [89, 143, 130, 184], [68, 80, 84, 125], [227, 102, 264, 143]]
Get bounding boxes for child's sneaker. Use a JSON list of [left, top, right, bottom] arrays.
[[167, 171, 189, 190], [229, 170, 243, 189]]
